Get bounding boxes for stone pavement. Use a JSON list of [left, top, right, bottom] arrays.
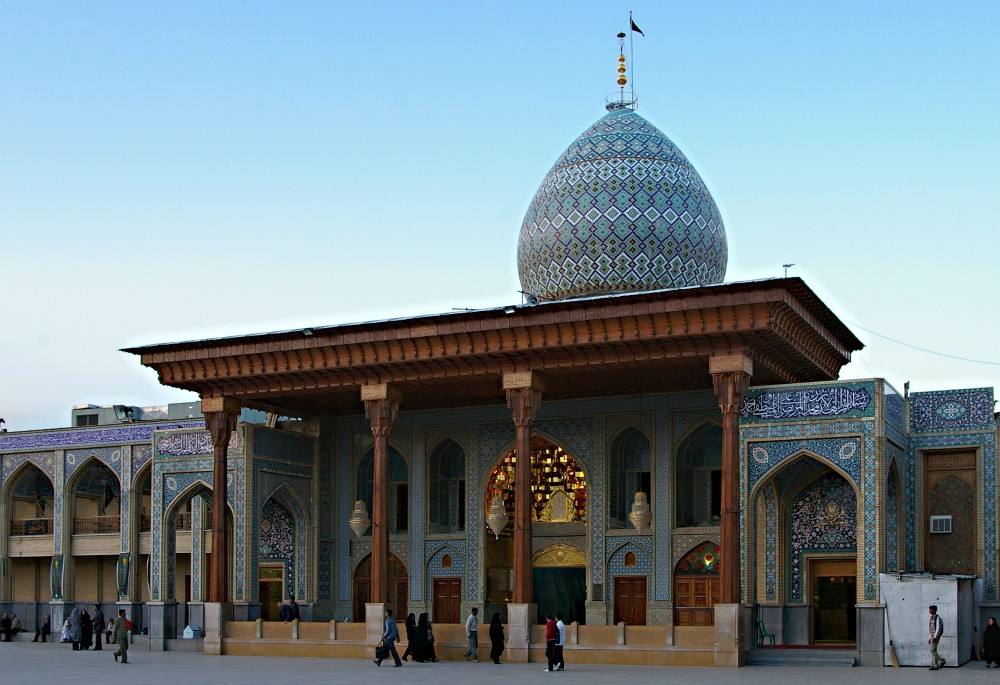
[[1, 641, 996, 685]]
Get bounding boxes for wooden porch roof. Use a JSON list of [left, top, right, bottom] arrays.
[[123, 278, 863, 417]]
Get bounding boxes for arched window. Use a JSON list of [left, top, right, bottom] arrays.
[[675, 424, 722, 528], [356, 447, 409, 533], [428, 439, 465, 534], [608, 428, 651, 529]]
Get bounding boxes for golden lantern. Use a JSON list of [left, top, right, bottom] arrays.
[[628, 492, 652, 534], [486, 496, 509, 539], [348, 500, 371, 537]]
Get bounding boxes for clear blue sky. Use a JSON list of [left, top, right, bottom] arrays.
[[2, 1, 998, 430]]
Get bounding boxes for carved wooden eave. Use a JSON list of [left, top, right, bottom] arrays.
[[122, 278, 863, 417]]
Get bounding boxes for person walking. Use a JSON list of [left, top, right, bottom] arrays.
[[928, 604, 945, 670], [92, 606, 105, 651], [425, 617, 439, 662], [111, 609, 129, 664], [374, 608, 402, 667], [554, 613, 567, 671], [412, 613, 430, 663], [463, 607, 479, 662], [543, 614, 558, 671], [489, 612, 505, 664], [32, 615, 50, 643], [401, 613, 417, 662]]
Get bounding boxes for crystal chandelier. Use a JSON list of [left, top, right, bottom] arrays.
[[628, 492, 652, 534], [486, 496, 509, 539], [349, 500, 371, 537]]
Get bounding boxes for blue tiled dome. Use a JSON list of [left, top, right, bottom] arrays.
[[518, 108, 728, 301]]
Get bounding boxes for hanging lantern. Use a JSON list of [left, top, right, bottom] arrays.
[[349, 500, 370, 537], [628, 492, 652, 534], [486, 496, 509, 539]]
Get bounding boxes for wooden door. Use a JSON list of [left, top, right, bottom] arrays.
[[613, 576, 647, 625], [673, 576, 719, 626], [433, 578, 461, 624]]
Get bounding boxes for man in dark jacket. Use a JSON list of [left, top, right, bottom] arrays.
[[92, 606, 105, 651], [32, 615, 50, 642], [374, 608, 402, 667]]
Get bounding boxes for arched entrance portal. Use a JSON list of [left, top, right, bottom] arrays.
[[673, 541, 720, 626], [484, 435, 588, 623], [353, 553, 407, 622]]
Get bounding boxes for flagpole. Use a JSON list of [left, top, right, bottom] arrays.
[[629, 11, 636, 105]]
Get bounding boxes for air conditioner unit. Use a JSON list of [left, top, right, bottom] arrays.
[[930, 515, 952, 534]]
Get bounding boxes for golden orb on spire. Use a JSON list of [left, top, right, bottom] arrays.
[[617, 53, 628, 87]]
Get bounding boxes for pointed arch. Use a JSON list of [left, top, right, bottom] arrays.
[[674, 421, 722, 527], [4, 461, 55, 533], [483, 432, 588, 524], [607, 426, 651, 530], [427, 437, 466, 534], [259, 482, 309, 600]]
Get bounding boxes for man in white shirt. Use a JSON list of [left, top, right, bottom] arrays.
[[928, 605, 945, 670], [463, 607, 479, 662], [554, 613, 566, 671]]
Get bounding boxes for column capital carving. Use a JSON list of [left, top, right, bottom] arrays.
[[505, 385, 543, 429], [710, 355, 752, 416], [363, 393, 400, 439]]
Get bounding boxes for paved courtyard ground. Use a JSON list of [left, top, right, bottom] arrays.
[[2, 641, 996, 685]]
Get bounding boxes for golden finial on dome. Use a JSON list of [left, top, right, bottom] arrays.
[[607, 29, 637, 111], [616, 32, 628, 89]]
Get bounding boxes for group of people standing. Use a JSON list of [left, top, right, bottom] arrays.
[[59, 605, 105, 651]]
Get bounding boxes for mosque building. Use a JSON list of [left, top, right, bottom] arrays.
[[0, 40, 996, 667]]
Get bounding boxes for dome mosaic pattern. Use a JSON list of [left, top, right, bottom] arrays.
[[518, 108, 728, 301]]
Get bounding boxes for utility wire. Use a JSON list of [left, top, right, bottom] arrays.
[[843, 320, 1000, 367]]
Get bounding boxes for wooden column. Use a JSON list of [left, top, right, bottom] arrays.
[[362, 383, 401, 605], [709, 355, 752, 605], [503, 371, 544, 605], [202, 397, 240, 604]]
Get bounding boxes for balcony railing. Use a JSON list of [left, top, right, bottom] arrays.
[[175, 512, 192, 531], [73, 515, 121, 534], [10, 518, 53, 535], [139, 513, 192, 532]]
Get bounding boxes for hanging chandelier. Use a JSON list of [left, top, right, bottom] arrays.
[[349, 500, 371, 537], [628, 492, 652, 534], [486, 496, 509, 539]]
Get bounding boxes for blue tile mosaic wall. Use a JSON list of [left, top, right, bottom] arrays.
[[0, 420, 204, 452], [911, 388, 995, 432]]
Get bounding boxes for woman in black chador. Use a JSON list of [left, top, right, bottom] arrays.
[[400, 613, 417, 662], [489, 612, 505, 664], [983, 616, 1000, 667], [412, 613, 430, 662]]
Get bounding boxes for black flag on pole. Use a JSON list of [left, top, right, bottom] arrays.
[[630, 18, 644, 36]]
